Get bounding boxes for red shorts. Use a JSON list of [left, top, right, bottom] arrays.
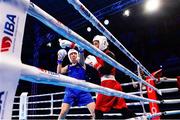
[[95, 80, 127, 112]]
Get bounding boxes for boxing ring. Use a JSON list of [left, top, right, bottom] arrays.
[[12, 77, 180, 119], [0, 0, 180, 119]]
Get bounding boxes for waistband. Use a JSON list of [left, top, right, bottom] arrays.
[[101, 75, 116, 82]]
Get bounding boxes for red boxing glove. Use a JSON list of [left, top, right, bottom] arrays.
[[85, 55, 102, 70]]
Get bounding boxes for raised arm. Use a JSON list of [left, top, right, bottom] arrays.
[[77, 45, 85, 67], [57, 49, 68, 74]]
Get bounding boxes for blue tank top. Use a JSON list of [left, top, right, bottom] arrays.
[[65, 63, 87, 94], [67, 63, 86, 80]]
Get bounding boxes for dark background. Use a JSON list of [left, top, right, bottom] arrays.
[[14, 0, 180, 119], [22, 0, 180, 75]]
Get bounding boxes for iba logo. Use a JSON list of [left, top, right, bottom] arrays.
[[1, 14, 16, 52]]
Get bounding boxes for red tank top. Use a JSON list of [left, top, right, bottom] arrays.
[[96, 50, 116, 76]]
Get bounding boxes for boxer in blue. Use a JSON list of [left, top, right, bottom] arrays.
[[57, 46, 95, 119]]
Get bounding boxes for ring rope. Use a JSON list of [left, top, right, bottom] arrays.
[[19, 63, 159, 103], [67, 0, 156, 81], [122, 77, 178, 86], [12, 110, 180, 118], [3, 0, 158, 103], [12, 98, 180, 111], [5, 0, 177, 119], [1, 1, 178, 119], [147, 110, 180, 119], [12, 85, 180, 119], [137, 65, 147, 115], [27, 92, 65, 98], [13, 88, 180, 109], [128, 88, 178, 95], [26, 1, 161, 94]]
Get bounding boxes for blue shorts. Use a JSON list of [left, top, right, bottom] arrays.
[[63, 88, 94, 106]]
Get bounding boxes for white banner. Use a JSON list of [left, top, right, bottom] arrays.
[[0, 0, 29, 119]]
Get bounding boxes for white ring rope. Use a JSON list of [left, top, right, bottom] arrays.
[[67, 0, 156, 82], [19, 63, 159, 103], [14, 77, 178, 107], [13, 113, 146, 117], [12, 84, 180, 119], [12, 87, 179, 111], [12, 110, 180, 118], [137, 65, 146, 115], [162, 99, 180, 104], [25, 1, 161, 95], [1, 1, 178, 119], [19, 87, 177, 99], [0, 0, 158, 103], [147, 110, 180, 119], [28, 91, 65, 98], [14, 89, 180, 105], [13, 81, 178, 112], [122, 77, 178, 86], [2, 56, 156, 110], [160, 77, 177, 82], [12, 113, 148, 119], [128, 88, 178, 95], [12, 97, 180, 110]]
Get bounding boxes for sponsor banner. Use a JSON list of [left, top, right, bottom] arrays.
[[0, 0, 29, 119], [146, 70, 162, 120], [0, 0, 29, 59]]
